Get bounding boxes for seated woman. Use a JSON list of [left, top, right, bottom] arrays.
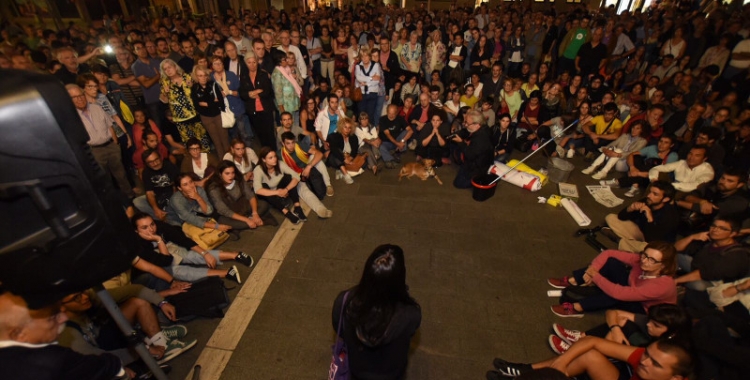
[[516, 90, 542, 138], [169, 173, 232, 231], [557, 101, 593, 158], [581, 119, 649, 180], [416, 111, 450, 166], [207, 160, 276, 230], [491, 113, 515, 164], [354, 112, 382, 175], [546, 241, 678, 318], [548, 303, 691, 354], [253, 147, 306, 225], [326, 117, 364, 185], [181, 137, 219, 187], [223, 138, 259, 183]]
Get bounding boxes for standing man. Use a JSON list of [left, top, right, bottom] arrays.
[[277, 30, 307, 84], [66, 84, 135, 199], [132, 40, 164, 129], [557, 15, 590, 76], [575, 27, 607, 80], [228, 24, 252, 56]]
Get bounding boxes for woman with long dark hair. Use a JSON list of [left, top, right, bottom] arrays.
[[332, 244, 421, 380], [252, 147, 305, 224], [207, 160, 275, 230]]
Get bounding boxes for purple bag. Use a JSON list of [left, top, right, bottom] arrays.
[[329, 291, 350, 380]]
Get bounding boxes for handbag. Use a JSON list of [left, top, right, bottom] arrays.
[[214, 83, 235, 128], [182, 218, 229, 250], [344, 153, 367, 172], [329, 291, 350, 380], [351, 65, 363, 102], [119, 99, 134, 124]]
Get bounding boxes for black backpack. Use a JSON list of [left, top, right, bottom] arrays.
[[168, 277, 231, 320]]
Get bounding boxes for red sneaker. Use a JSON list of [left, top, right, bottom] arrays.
[[551, 303, 584, 318], [547, 276, 571, 289], [548, 335, 571, 355], [552, 323, 584, 344]]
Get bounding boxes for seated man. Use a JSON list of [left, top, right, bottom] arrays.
[[130, 213, 251, 289], [133, 149, 181, 225], [58, 286, 195, 366], [677, 127, 725, 174], [280, 131, 335, 215], [490, 337, 693, 380], [675, 217, 748, 292], [597, 181, 679, 253], [581, 102, 623, 159], [132, 130, 170, 177], [0, 291, 126, 380], [379, 104, 414, 169], [600, 135, 679, 198], [648, 145, 714, 194], [675, 168, 749, 233], [276, 111, 312, 150]]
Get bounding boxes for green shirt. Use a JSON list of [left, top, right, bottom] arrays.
[[563, 28, 589, 59]]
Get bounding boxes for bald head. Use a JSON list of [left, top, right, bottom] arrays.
[[0, 292, 67, 344]]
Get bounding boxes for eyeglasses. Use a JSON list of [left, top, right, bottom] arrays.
[[145, 157, 161, 164], [640, 251, 663, 265], [709, 224, 732, 232], [62, 292, 86, 304], [71, 94, 86, 99]]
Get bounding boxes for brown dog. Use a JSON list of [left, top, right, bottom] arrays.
[[398, 159, 443, 185]]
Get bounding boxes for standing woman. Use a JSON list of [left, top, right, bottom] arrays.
[[159, 58, 211, 152], [332, 244, 421, 380], [660, 26, 686, 61], [399, 31, 422, 78], [212, 56, 253, 147], [299, 98, 319, 146], [191, 65, 230, 157], [424, 29, 446, 77], [239, 53, 276, 150], [332, 29, 350, 76], [355, 47, 383, 127], [319, 26, 335, 85], [470, 35, 493, 76], [253, 147, 305, 224], [507, 26, 525, 77], [271, 50, 302, 130]]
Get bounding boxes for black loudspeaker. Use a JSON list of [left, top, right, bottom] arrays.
[[0, 70, 137, 308]]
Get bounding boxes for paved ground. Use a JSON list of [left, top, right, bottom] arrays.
[[167, 149, 627, 380]]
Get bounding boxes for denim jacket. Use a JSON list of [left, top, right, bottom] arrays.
[[169, 186, 214, 227]]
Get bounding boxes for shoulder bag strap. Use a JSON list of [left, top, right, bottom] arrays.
[[601, 117, 616, 135], [335, 291, 350, 337]]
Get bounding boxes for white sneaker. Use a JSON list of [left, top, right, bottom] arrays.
[[567, 148, 575, 158], [335, 171, 343, 180], [624, 186, 640, 198], [349, 168, 365, 178], [407, 139, 417, 150], [581, 166, 595, 175], [343, 173, 354, 184], [591, 171, 607, 180], [599, 179, 618, 187], [157, 338, 197, 364]]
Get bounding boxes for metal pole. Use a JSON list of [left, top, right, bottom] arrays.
[[94, 285, 169, 380], [488, 119, 580, 186]]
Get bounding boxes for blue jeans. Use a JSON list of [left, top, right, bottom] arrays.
[[359, 92, 380, 127], [132, 195, 182, 226], [229, 113, 253, 145], [379, 130, 408, 162], [166, 244, 223, 282]]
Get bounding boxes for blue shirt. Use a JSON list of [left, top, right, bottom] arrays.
[[131, 58, 162, 104], [639, 145, 678, 163], [328, 114, 339, 137]]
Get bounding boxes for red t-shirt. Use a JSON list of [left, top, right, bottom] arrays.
[[628, 347, 646, 380]]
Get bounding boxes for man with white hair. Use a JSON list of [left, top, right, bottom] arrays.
[[0, 291, 126, 379]]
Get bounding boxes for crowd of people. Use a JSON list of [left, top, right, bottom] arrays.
[[3, 0, 750, 379]]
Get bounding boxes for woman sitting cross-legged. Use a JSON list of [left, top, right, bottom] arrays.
[[207, 160, 277, 230], [546, 241, 678, 318], [581, 120, 649, 180], [253, 147, 306, 225], [326, 117, 365, 184]]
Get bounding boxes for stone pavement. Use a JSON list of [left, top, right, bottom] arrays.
[[169, 151, 624, 380]]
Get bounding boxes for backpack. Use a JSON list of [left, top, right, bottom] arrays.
[[167, 277, 230, 320]]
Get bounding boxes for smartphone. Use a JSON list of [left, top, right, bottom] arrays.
[[103, 45, 113, 54]]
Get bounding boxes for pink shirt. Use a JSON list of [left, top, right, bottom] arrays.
[[591, 250, 677, 312]]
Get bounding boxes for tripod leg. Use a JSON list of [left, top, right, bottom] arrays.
[[585, 235, 607, 253], [94, 285, 169, 380]]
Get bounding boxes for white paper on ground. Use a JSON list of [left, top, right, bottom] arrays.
[[561, 198, 592, 226], [586, 185, 624, 208]]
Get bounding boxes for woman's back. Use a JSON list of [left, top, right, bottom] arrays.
[[332, 288, 421, 380]]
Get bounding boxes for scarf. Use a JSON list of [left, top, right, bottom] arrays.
[[278, 66, 302, 97], [280, 144, 310, 173]]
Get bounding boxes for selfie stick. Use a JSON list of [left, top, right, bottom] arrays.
[[488, 119, 580, 186]]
